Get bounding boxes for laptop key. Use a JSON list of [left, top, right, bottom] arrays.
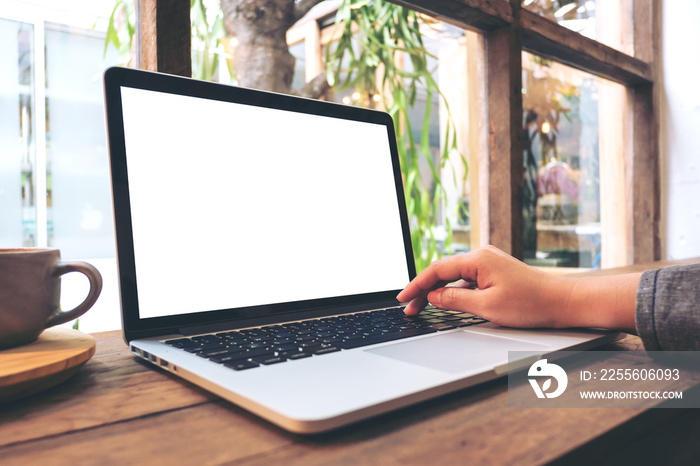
[[453, 320, 475, 327], [312, 346, 341, 356], [272, 338, 293, 345], [398, 324, 419, 330], [198, 347, 241, 358], [274, 343, 299, 352], [371, 323, 390, 329], [251, 356, 287, 365], [244, 342, 270, 350], [165, 338, 198, 348], [294, 335, 317, 342], [439, 315, 464, 321], [185, 342, 225, 353], [320, 337, 343, 345], [298, 342, 323, 351], [210, 348, 275, 363], [454, 318, 488, 327], [223, 359, 259, 371], [191, 334, 219, 341], [430, 323, 456, 331], [184, 346, 206, 353], [277, 351, 312, 360]]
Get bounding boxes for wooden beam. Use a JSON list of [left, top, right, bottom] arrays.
[[520, 9, 652, 86], [630, 0, 661, 262], [631, 83, 660, 262], [389, 0, 512, 32], [139, 0, 191, 77], [485, 5, 523, 258], [395, 1, 651, 88]]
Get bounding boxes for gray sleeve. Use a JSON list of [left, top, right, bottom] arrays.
[[635, 264, 700, 351]]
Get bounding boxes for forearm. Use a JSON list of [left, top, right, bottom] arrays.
[[558, 273, 642, 333]]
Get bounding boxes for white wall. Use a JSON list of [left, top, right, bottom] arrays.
[[660, 0, 700, 260]]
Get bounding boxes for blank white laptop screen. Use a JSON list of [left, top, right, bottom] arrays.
[[119, 87, 411, 319]]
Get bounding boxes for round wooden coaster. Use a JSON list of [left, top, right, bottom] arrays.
[[0, 327, 96, 403]]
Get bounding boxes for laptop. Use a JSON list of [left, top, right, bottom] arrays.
[[103, 66, 617, 433]]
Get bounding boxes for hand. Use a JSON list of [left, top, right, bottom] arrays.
[[396, 246, 640, 332], [397, 246, 568, 327]]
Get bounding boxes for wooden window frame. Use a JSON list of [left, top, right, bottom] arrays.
[[139, 0, 660, 264]]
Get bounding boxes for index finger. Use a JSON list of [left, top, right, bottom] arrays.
[[397, 253, 481, 303]]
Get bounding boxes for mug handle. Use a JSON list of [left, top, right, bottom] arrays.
[[46, 261, 103, 328]]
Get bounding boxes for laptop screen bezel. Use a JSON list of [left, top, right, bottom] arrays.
[[103, 67, 416, 341]]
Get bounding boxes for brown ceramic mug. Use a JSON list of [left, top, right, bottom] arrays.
[[0, 248, 103, 349]]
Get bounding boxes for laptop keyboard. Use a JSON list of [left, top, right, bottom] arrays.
[[164, 307, 487, 371]]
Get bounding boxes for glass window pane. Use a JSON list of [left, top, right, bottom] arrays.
[[522, 0, 634, 55], [0, 18, 35, 247], [289, 40, 307, 91], [0, 3, 124, 333], [522, 51, 625, 269], [45, 24, 117, 259]]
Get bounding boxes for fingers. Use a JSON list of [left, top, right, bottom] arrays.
[[397, 247, 507, 316], [403, 283, 483, 316], [398, 278, 446, 315], [397, 253, 481, 304], [397, 252, 485, 316], [403, 295, 429, 316], [427, 286, 480, 313]]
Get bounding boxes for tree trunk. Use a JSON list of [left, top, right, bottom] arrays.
[[220, 0, 328, 97]]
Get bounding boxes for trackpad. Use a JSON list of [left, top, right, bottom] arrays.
[[366, 331, 549, 374]]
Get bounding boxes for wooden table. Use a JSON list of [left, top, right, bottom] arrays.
[[2, 259, 700, 464]]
